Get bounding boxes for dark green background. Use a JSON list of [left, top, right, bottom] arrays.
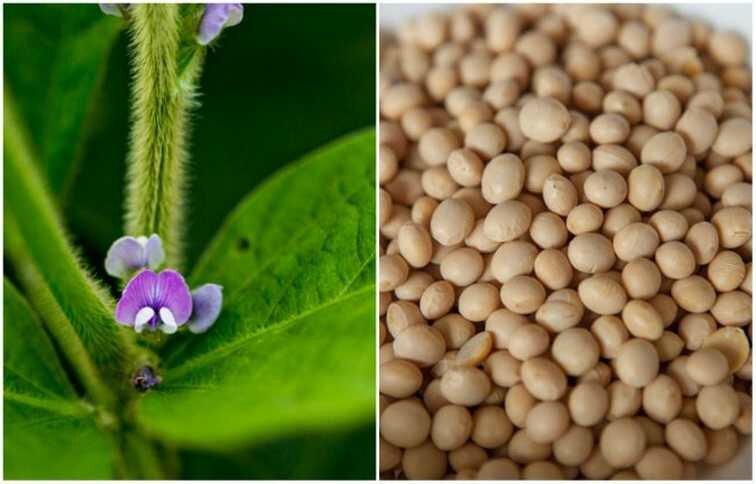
[[70, 4, 376, 272], [5, 3, 375, 479]]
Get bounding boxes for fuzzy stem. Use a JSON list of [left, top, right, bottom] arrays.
[[6, 202, 116, 409], [125, 4, 203, 269], [4, 88, 143, 401]]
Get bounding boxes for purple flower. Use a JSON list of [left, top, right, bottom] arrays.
[[116, 270, 193, 334], [114, 268, 224, 334], [105, 234, 165, 279], [197, 4, 244, 46]]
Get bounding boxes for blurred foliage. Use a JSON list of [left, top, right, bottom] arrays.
[[3, 5, 122, 195], [179, 423, 375, 479], [5, 4, 375, 479]]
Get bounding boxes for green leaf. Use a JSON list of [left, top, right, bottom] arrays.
[[137, 130, 375, 449], [4, 279, 117, 479], [3, 4, 123, 194], [179, 424, 375, 479]]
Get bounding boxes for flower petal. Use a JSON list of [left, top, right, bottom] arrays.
[[116, 270, 159, 324], [144, 234, 165, 270], [187, 284, 223, 333], [105, 236, 146, 278], [154, 270, 193, 325], [158, 307, 178, 334], [197, 4, 244, 46], [134, 307, 155, 333], [99, 4, 124, 17]]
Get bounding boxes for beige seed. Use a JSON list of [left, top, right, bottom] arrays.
[[380, 437, 402, 472], [655, 241, 696, 279], [622, 300, 664, 340], [381, 359, 423, 398], [381, 399, 432, 448], [711, 290, 752, 326], [607, 380, 642, 419], [439, 247, 483, 286], [508, 323, 549, 361], [621, 257, 662, 299], [483, 200, 532, 242], [542, 173, 578, 216], [613, 62, 655, 97], [485, 309, 528, 349], [627, 164, 665, 212], [520, 357, 567, 401], [635, 446, 683, 480], [401, 439, 447, 479], [616, 338, 660, 388], [600, 417, 647, 468], [671, 275, 716, 313], [418, 127, 460, 166], [529, 212, 568, 249], [380, 254, 409, 292], [578, 273, 628, 315], [393, 324, 446, 368], [505, 383, 537, 428], [685, 221, 720, 265], [649, 211, 688, 244], [642, 374, 683, 424], [456, 331, 493, 367], [712, 117, 752, 158], [665, 418, 707, 461], [432, 313, 474, 350], [552, 328, 600, 377], [481, 153, 525, 203], [568, 233, 615, 274], [484, 349, 522, 387], [430, 198, 475, 246], [386, 300, 425, 338], [589, 113, 630, 144], [420, 280, 456, 320], [687, 348, 729, 386], [583, 170, 628, 208], [566, 203, 604, 235], [471, 405, 513, 448], [519, 97, 571, 143], [557, 141, 592, 173], [711, 206, 752, 249], [696, 384, 740, 430], [526, 401, 570, 444], [641, 131, 687, 174], [397, 223, 433, 268], [458, 282, 500, 322], [500, 276, 546, 315], [613, 222, 660, 261], [441, 366, 492, 407], [476, 458, 520, 480], [533, 249, 573, 290], [431, 404, 473, 451], [704, 427, 739, 465], [675, 107, 718, 155]]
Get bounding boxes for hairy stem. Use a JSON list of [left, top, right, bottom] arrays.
[[5, 215, 116, 408], [125, 4, 204, 269], [3, 89, 145, 408]]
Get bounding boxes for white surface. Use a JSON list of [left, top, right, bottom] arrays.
[[381, 3, 752, 43], [379, 3, 753, 480]]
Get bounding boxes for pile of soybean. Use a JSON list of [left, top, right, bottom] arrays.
[[379, 4, 752, 480]]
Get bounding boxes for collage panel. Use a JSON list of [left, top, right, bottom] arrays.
[[379, 3, 753, 481], [4, 3, 375, 480]]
